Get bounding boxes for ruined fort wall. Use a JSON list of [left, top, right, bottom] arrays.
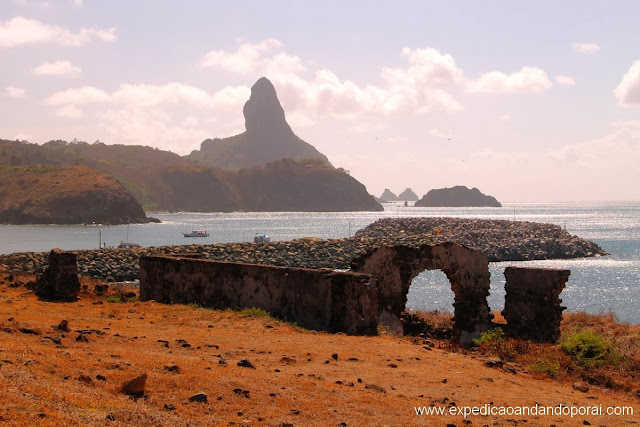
[[139, 255, 378, 335]]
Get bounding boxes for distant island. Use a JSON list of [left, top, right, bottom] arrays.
[[378, 188, 419, 202], [0, 77, 382, 224], [415, 185, 502, 207]]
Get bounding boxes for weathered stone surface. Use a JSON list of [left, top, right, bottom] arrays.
[[502, 267, 570, 342], [350, 242, 492, 345], [34, 249, 80, 301], [119, 373, 147, 396], [139, 256, 378, 335]]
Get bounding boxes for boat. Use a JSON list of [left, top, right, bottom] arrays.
[[254, 232, 270, 243], [118, 220, 141, 249], [183, 230, 210, 238], [118, 241, 141, 249]]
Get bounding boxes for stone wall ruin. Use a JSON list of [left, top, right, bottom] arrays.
[[33, 248, 81, 301], [502, 266, 570, 342], [140, 255, 378, 335], [350, 242, 493, 344], [136, 243, 570, 344]]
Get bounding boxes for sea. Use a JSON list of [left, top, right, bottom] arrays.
[[0, 201, 638, 324]]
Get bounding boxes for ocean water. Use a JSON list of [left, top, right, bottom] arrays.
[[0, 202, 638, 323]]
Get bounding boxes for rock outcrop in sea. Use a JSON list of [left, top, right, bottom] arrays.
[[379, 189, 399, 202], [397, 188, 419, 201], [415, 185, 501, 207]]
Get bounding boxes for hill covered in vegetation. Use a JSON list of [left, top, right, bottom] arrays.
[[0, 164, 151, 225], [0, 139, 382, 214]]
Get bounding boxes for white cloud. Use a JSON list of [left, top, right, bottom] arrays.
[[201, 39, 305, 76], [555, 75, 576, 86], [97, 107, 211, 153], [0, 16, 116, 48], [572, 42, 600, 54], [610, 119, 640, 128], [32, 60, 82, 77], [466, 66, 553, 93], [73, 0, 84, 6], [54, 105, 83, 118], [499, 114, 511, 121], [5, 86, 26, 98], [111, 83, 213, 107], [614, 60, 640, 106], [45, 86, 110, 105], [429, 128, 453, 139]]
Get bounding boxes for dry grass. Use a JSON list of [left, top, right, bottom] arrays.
[[1, 275, 638, 426]]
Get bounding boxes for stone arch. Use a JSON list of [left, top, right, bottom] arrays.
[[350, 242, 492, 344]]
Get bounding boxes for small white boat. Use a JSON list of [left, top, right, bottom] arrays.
[[118, 241, 141, 249], [183, 230, 210, 238], [254, 232, 270, 243]]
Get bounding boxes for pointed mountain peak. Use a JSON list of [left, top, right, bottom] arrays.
[[243, 77, 292, 136]]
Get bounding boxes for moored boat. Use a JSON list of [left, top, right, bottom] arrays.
[[183, 230, 210, 237]]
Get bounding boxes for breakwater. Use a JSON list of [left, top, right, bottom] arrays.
[[0, 217, 607, 282]]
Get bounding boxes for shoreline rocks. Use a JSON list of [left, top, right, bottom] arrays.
[[0, 217, 607, 281]]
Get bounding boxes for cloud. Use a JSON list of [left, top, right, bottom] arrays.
[[610, 119, 640, 128], [45, 86, 110, 105], [572, 42, 600, 54], [54, 105, 83, 118], [614, 60, 640, 106], [73, 0, 84, 6], [429, 128, 453, 139], [466, 66, 553, 93], [555, 75, 576, 86], [32, 60, 82, 77], [5, 86, 26, 98], [0, 16, 116, 48], [202, 41, 466, 119], [201, 39, 305, 76], [499, 114, 511, 121]]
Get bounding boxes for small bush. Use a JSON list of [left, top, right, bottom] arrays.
[[105, 295, 122, 303], [560, 330, 620, 369], [238, 307, 269, 318], [529, 358, 562, 379], [473, 327, 504, 347]]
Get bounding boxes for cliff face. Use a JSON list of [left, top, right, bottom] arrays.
[[415, 186, 502, 207], [189, 78, 330, 169], [0, 165, 151, 224], [229, 159, 383, 212]]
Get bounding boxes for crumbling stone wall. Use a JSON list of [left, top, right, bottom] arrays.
[[350, 242, 492, 345], [140, 255, 378, 335], [34, 249, 81, 301], [502, 267, 570, 342]]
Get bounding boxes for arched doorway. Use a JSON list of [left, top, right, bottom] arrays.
[[350, 242, 492, 344]]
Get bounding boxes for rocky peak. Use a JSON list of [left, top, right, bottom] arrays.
[[243, 77, 293, 138], [398, 188, 419, 201], [379, 189, 399, 202]]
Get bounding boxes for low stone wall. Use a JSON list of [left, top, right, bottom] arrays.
[[139, 255, 378, 335], [502, 267, 570, 342], [350, 242, 492, 344], [33, 249, 80, 301]]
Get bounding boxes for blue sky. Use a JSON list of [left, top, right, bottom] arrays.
[[1, 0, 639, 201]]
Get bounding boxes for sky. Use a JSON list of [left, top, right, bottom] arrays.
[[1, 0, 639, 202]]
